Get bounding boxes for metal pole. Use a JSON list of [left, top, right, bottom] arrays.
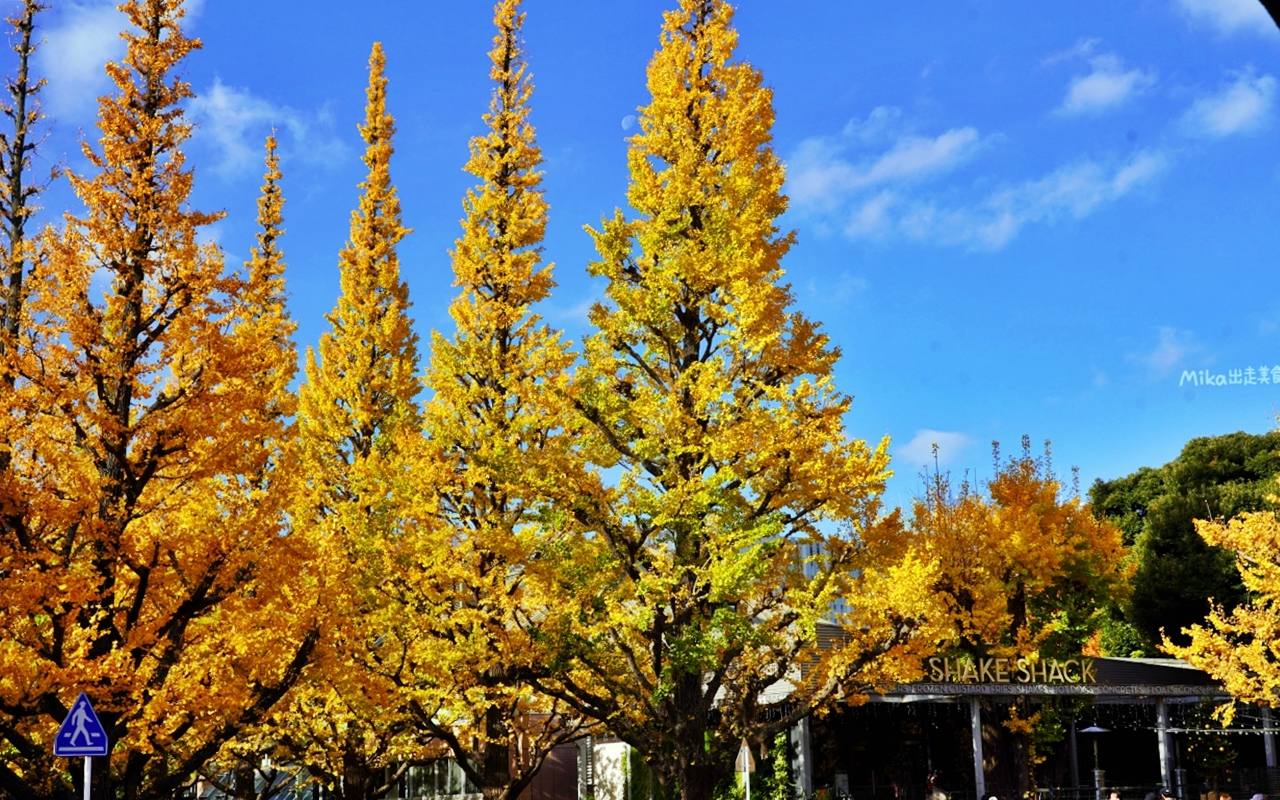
[[745, 758, 751, 800], [1156, 698, 1172, 791], [970, 697, 986, 799], [83, 756, 91, 800], [1263, 706, 1277, 769], [1069, 720, 1080, 788]]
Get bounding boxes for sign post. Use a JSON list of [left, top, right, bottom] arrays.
[[54, 693, 109, 800]]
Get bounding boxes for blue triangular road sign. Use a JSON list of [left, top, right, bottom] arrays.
[[54, 693, 109, 757]]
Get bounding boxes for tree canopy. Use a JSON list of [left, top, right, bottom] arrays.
[[286, 41, 428, 800], [1089, 430, 1280, 652], [1164, 493, 1280, 717], [527, 3, 942, 800], [4, 1, 1265, 798], [391, 1, 595, 797], [913, 438, 1128, 661], [0, 2, 314, 798]]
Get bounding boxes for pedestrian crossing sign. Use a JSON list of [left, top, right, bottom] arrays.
[[54, 693, 109, 757]]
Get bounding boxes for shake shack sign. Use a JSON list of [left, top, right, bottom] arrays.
[[926, 657, 1097, 685]]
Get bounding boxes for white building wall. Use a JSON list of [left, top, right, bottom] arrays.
[[593, 741, 632, 800]]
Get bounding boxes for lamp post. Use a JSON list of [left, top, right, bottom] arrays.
[[1080, 725, 1111, 800]]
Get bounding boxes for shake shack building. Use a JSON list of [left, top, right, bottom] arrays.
[[787, 654, 1280, 800], [374, 655, 1277, 800]]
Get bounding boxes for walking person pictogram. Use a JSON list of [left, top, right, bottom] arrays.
[[69, 698, 94, 746]]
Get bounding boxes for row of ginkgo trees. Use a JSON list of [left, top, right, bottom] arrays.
[[0, 2, 931, 798], [10, 1, 1271, 800]]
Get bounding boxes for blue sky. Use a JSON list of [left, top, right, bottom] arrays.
[[29, 0, 1280, 509]]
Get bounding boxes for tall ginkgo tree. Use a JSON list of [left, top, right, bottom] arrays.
[[287, 42, 429, 800], [387, 2, 596, 799], [0, 2, 315, 799], [194, 134, 312, 800], [531, 3, 942, 800]]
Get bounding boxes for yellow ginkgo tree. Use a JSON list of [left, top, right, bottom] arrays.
[[910, 439, 1129, 659], [0, 2, 315, 799], [907, 439, 1129, 797], [384, 3, 596, 798], [1164, 487, 1280, 718], [285, 41, 431, 800], [529, 3, 942, 800]]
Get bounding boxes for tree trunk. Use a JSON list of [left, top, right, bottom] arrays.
[[981, 701, 1033, 799], [677, 764, 721, 800], [481, 704, 512, 800], [341, 748, 380, 800], [235, 765, 257, 799]]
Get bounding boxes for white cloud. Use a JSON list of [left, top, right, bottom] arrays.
[[1182, 72, 1276, 137], [839, 149, 1170, 250], [1130, 327, 1202, 377], [790, 100, 1173, 251], [840, 105, 906, 143], [188, 79, 347, 177], [1043, 38, 1103, 66], [865, 129, 985, 185], [843, 191, 897, 238], [896, 430, 976, 470], [976, 150, 1170, 246], [803, 271, 868, 305], [1058, 53, 1156, 116], [789, 111, 990, 210], [38, 2, 124, 119], [1175, 0, 1277, 35], [37, 0, 207, 122]]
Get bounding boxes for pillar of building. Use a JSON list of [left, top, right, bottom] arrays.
[[578, 735, 595, 800], [791, 717, 813, 800], [1156, 697, 1173, 791], [970, 697, 986, 799]]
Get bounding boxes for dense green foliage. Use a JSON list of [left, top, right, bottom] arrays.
[[1089, 430, 1280, 652]]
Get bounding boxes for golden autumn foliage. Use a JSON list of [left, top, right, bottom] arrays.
[[297, 42, 420, 491], [238, 136, 298, 426], [0, 2, 314, 799], [285, 42, 430, 800], [907, 439, 1128, 796], [382, 3, 594, 799], [185, 135, 310, 800], [0, 1, 1178, 798], [1164, 485, 1280, 718], [910, 438, 1129, 659], [529, 3, 942, 800]]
